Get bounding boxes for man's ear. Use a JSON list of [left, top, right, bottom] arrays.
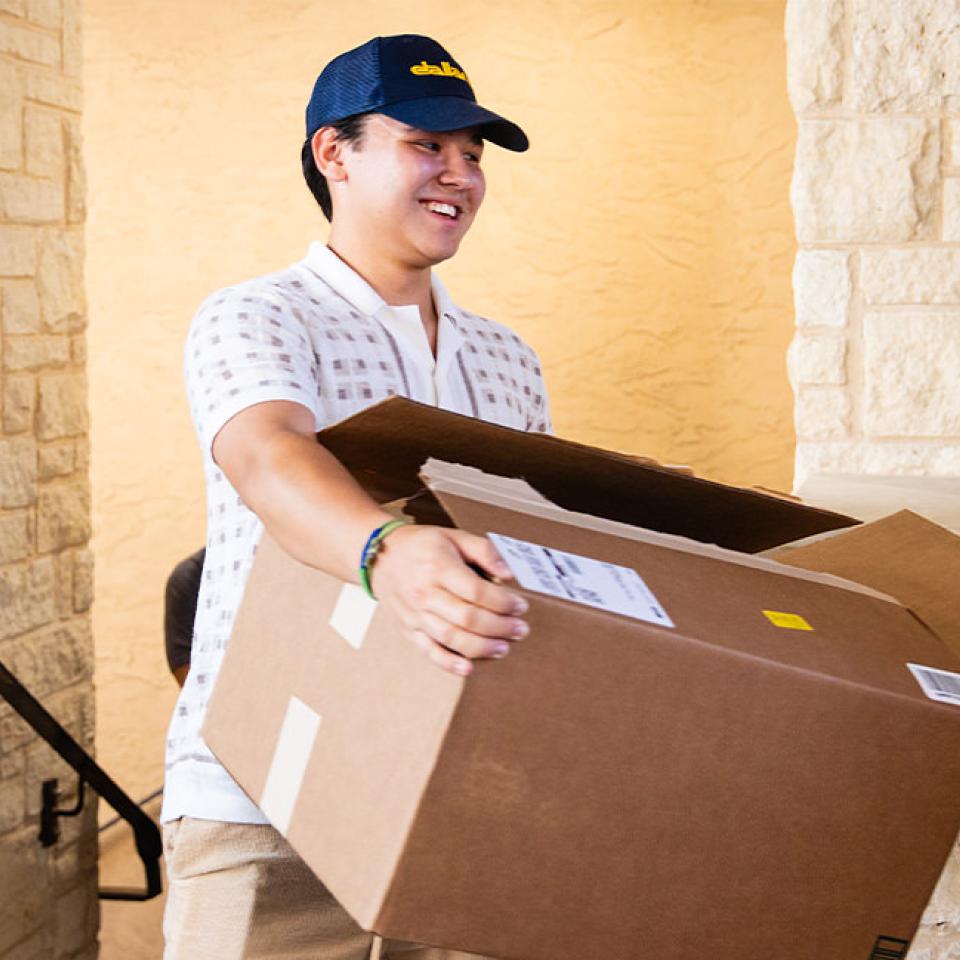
[[312, 128, 347, 182]]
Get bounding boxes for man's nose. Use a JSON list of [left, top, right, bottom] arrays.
[[438, 149, 474, 187]]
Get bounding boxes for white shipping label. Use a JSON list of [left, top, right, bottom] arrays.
[[260, 696, 322, 835], [907, 663, 960, 706], [488, 532, 674, 628]]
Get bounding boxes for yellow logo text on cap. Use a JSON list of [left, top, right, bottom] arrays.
[[410, 60, 469, 83], [763, 610, 813, 631]]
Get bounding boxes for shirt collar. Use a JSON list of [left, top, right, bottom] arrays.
[[304, 241, 465, 329]]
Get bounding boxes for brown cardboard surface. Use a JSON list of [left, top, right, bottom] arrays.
[[203, 442, 960, 960], [770, 510, 960, 660], [431, 491, 960, 696], [317, 398, 856, 552], [205, 533, 465, 927]]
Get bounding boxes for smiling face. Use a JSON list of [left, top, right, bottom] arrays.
[[317, 113, 486, 271]]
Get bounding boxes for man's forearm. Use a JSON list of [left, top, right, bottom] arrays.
[[220, 425, 392, 582]]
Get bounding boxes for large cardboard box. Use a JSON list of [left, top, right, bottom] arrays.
[[204, 400, 960, 960]]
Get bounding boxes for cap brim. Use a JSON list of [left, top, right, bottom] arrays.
[[379, 97, 529, 152]]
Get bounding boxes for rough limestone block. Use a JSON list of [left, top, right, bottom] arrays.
[[0, 749, 26, 781], [790, 442, 960, 499], [792, 119, 940, 243], [36, 481, 90, 551], [0, 437, 37, 508], [62, 0, 80, 79], [73, 548, 92, 612], [24, 104, 63, 179], [4, 620, 92, 698], [0, 828, 49, 953], [950, 121, 960, 168], [3, 335, 70, 371], [26, 0, 60, 28], [793, 249, 851, 327], [73, 435, 88, 473], [785, 0, 844, 112], [0, 777, 24, 835], [0, 558, 54, 642], [0, 225, 37, 277], [3, 374, 35, 433], [0, 0, 26, 14], [0, 18, 60, 66], [794, 387, 851, 440], [64, 115, 84, 224], [945, 179, 960, 242], [849, 0, 960, 112], [38, 441, 74, 478], [861, 442, 960, 477], [37, 230, 84, 332], [53, 549, 74, 617], [0, 172, 64, 223], [23, 68, 81, 113], [1, 280, 40, 334], [788, 335, 847, 386], [37, 371, 87, 439], [865, 311, 960, 438], [861, 248, 960, 305], [0, 512, 30, 565], [0, 59, 22, 172], [55, 878, 99, 957], [70, 332, 85, 363]]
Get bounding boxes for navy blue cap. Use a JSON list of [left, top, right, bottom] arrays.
[[305, 35, 529, 152]]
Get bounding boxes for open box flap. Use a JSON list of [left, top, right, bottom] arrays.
[[316, 397, 856, 553]]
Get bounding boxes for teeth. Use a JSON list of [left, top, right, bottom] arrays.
[[426, 201, 458, 218]]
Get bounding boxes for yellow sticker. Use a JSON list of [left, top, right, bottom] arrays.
[[763, 610, 813, 631]]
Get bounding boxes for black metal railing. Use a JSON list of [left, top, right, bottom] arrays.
[[0, 660, 162, 901]]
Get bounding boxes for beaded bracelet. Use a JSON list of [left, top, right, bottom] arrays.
[[359, 518, 412, 600]]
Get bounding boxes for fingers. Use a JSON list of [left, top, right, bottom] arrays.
[[372, 525, 531, 676], [408, 628, 476, 677], [444, 529, 515, 583], [438, 559, 528, 617], [418, 610, 516, 660]]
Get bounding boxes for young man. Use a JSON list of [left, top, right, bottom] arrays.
[[160, 34, 551, 960]]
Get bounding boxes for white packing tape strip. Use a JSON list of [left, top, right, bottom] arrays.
[[329, 582, 379, 650], [260, 695, 322, 835]]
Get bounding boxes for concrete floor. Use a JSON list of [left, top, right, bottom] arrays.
[[98, 794, 166, 959]]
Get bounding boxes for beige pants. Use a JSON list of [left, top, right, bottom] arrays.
[[162, 817, 500, 960]]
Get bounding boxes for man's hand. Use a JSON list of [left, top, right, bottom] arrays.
[[370, 525, 529, 676], [213, 399, 530, 679]]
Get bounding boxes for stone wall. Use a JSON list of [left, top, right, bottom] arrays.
[[786, 2, 960, 957], [0, 0, 98, 957], [787, 0, 960, 486]]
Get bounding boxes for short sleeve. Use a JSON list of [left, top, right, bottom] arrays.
[[184, 285, 321, 454]]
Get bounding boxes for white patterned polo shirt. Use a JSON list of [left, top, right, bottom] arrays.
[[161, 241, 552, 824]]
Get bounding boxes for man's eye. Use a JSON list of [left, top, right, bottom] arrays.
[[465, 152, 482, 164], [416, 141, 441, 152]]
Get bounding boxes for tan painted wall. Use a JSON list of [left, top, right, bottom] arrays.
[[85, 1, 797, 803]]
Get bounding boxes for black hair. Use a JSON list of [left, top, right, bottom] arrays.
[[301, 113, 370, 222]]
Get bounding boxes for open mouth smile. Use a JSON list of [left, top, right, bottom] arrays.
[[420, 200, 462, 221]]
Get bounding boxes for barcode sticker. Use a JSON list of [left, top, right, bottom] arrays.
[[488, 533, 674, 628], [907, 663, 960, 706]]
